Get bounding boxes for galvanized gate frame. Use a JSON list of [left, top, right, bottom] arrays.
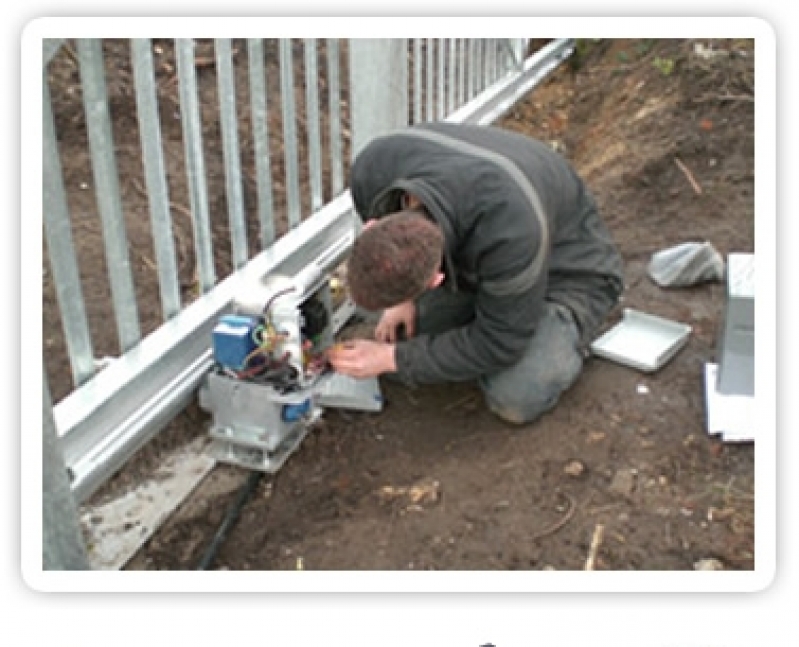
[[39, 37, 575, 569]]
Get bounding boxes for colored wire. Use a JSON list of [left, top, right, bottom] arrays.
[[263, 286, 297, 318]]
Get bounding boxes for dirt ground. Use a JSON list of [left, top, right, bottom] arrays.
[[45, 39, 755, 572]]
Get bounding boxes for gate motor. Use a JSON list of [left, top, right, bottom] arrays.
[[199, 260, 383, 473]]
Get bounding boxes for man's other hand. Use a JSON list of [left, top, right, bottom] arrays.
[[327, 339, 397, 378], [375, 300, 416, 342]]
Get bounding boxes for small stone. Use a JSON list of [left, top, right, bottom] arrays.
[[694, 558, 725, 571], [609, 468, 636, 497], [708, 507, 736, 522], [563, 459, 587, 478]]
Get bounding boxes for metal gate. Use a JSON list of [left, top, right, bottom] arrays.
[[38, 37, 575, 569]]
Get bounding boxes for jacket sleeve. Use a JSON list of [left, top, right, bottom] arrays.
[[394, 282, 547, 383]]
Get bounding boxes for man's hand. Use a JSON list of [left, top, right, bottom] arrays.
[[375, 300, 416, 342], [327, 339, 397, 378]]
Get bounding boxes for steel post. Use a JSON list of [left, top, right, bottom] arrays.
[[348, 39, 409, 160]]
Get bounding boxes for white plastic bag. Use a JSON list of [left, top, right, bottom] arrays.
[[647, 241, 725, 288]]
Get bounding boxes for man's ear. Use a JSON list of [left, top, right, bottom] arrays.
[[428, 270, 445, 290]]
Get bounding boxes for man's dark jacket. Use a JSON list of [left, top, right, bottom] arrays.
[[349, 121, 624, 384]]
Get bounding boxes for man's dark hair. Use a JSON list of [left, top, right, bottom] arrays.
[[347, 210, 444, 311]]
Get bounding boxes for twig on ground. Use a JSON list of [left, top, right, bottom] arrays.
[[675, 157, 703, 195], [443, 393, 478, 412], [693, 93, 754, 103], [532, 492, 576, 541], [584, 523, 605, 570]]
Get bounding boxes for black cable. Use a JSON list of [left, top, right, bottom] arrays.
[[196, 470, 264, 570]]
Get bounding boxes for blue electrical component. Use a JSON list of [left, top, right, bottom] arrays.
[[282, 399, 312, 422], [212, 314, 260, 371]]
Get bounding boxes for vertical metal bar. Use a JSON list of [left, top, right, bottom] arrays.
[[425, 38, 434, 121], [477, 40, 486, 92], [303, 38, 323, 212], [77, 38, 141, 351], [279, 39, 302, 228], [43, 75, 96, 387], [413, 38, 422, 124], [215, 38, 248, 270], [437, 38, 445, 120], [496, 39, 503, 79], [42, 372, 89, 570], [326, 38, 343, 197], [467, 39, 476, 100], [349, 39, 408, 160], [483, 39, 491, 88], [447, 37, 456, 114], [496, 39, 508, 79], [489, 39, 496, 83], [471, 39, 479, 94], [247, 38, 276, 249], [476, 39, 484, 90], [513, 38, 525, 69], [130, 38, 181, 321], [497, 39, 505, 77], [176, 38, 216, 292], [456, 38, 465, 108]]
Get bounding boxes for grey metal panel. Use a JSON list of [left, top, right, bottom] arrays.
[[304, 39, 324, 212], [43, 372, 89, 570], [279, 39, 302, 229], [77, 39, 141, 351], [216, 38, 249, 270], [131, 38, 182, 321], [247, 38, 276, 249], [176, 38, 216, 292], [326, 39, 343, 197], [43, 75, 96, 388], [716, 254, 755, 396]]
